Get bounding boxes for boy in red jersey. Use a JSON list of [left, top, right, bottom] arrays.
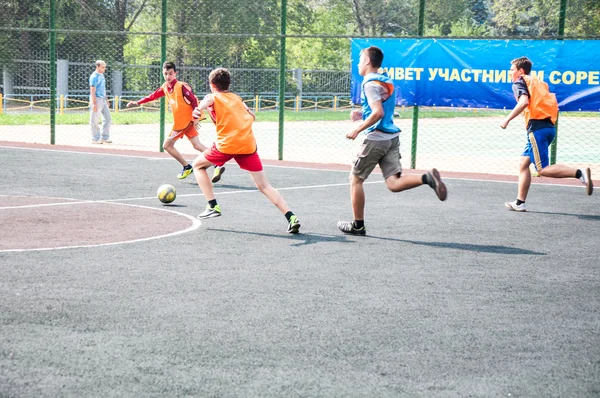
[[500, 57, 593, 212], [126, 62, 224, 182], [191, 68, 301, 234]]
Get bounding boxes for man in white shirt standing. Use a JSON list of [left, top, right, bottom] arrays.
[[89, 60, 112, 144]]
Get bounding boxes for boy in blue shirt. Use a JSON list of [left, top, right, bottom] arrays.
[[339, 46, 447, 236]]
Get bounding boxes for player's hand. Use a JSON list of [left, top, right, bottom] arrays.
[[499, 118, 509, 129], [92, 104, 97, 112], [350, 110, 362, 122], [192, 107, 203, 119], [126, 101, 138, 108], [193, 119, 200, 128], [346, 130, 360, 140]]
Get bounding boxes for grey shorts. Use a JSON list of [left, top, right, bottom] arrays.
[[352, 136, 402, 180]]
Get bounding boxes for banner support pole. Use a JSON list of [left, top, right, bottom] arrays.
[[410, 0, 426, 169], [551, 0, 568, 165]]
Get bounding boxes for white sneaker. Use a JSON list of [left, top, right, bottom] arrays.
[[579, 168, 593, 196], [100, 139, 113, 144], [505, 200, 526, 212], [91, 140, 103, 144]]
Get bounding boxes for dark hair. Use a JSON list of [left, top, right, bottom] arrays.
[[209, 68, 231, 91], [362, 46, 384, 68], [511, 57, 532, 75], [163, 61, 177, 72]]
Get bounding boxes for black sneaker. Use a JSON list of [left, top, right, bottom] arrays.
[[287, 215, 301, 234], [337, 221, 366, 236], [426, 168, 447, 201], [211, 166, 226, 183]]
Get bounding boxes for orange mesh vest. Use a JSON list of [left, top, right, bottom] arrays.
[[162, 81, 195, 130], [213, 92, 256, 155], [521, 75, 558, 130]]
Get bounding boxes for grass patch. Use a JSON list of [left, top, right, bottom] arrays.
[[1, 108, 596, 125]]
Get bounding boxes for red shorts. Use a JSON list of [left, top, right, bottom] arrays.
[[169, 122, 198, 141], [203, 143, 263, 172]]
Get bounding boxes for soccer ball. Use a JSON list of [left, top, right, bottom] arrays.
[[157, 184, 176, 204]]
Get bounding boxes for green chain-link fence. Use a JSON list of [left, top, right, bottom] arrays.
[[1, 0, 599, 175]]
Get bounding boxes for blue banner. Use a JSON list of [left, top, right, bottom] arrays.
[[351, 39, 600, 111]]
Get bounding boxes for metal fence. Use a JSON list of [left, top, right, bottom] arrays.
[[0, 0, 599, 176]]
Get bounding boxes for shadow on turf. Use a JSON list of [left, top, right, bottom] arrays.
[[207, 228, 353, 246], [207, 228, 545, 254], [366, 236, 545, 255], [526, 210, 600, 221]]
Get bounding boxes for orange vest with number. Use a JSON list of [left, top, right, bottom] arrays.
[[521, 74, 558, 129], [213, 92, 256, 155], [162, 81, 195, 131]]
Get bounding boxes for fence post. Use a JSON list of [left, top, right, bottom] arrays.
[[59, 95, 64, 115], [278, 0, 287, 161], [334, 95, 337, 111], [410, 0, 426, 169], [159, 0, 167, 153], [49, 0, 57, 145], [551, 0, 568, 165], [115, 95, 119, 113], [255, 95, 259, 113]]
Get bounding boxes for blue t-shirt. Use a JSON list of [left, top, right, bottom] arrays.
[[89, 71, 106, 98]]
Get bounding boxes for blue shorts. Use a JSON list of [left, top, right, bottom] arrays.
[[521, 127, 556, 171]]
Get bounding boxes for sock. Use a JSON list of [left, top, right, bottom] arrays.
[[421, 174, 429, 185], [516, 199, 525, 205], [208, 199, 218, 208], [353, 220, 364, 229], [184, 164, 192, 170], [285, 211, 294, 221], [575, 169, 582, 179]]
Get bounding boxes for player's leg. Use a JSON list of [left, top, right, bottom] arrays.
[[187, 128, 225, 183], [188, 135, 208, 153], [163, 130, 193, 179], [506, 156, 531, 212], [100, 98, 112, 142], [533, 128, 593, 195], [248, 170, 300, 233], [239, 152, 300, 233], [338, 140, 380, 235], [90, 103, 101, 143], [193, 153, 221, 219], [380, 137, 447, 200]]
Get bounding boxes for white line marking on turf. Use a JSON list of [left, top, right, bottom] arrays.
[[0, 181, 380, 210], [0, 202, 202, 253], [0, 144, 592, 188]]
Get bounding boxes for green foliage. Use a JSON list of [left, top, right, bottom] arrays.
[[491, 0, 561, 36], [448, 17, 491, 37]]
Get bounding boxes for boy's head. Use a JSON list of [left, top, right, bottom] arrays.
[[510, 57, 532, 82], [95, 60, 106, 73], [358, 46, 384, 76], [209, 68, 231, 92], [162, 61, 177, 83]]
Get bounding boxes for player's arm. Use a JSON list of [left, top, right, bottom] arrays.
[[350, 109, 363, 121], [126, 87, 164, 108], [194, 94, 214, 113], [182, 83, 205, 122], [346, 99, 383, 140], [90, 85, 97, 112], [243, 102, 256, 121], [500, 94, 529, 129]]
